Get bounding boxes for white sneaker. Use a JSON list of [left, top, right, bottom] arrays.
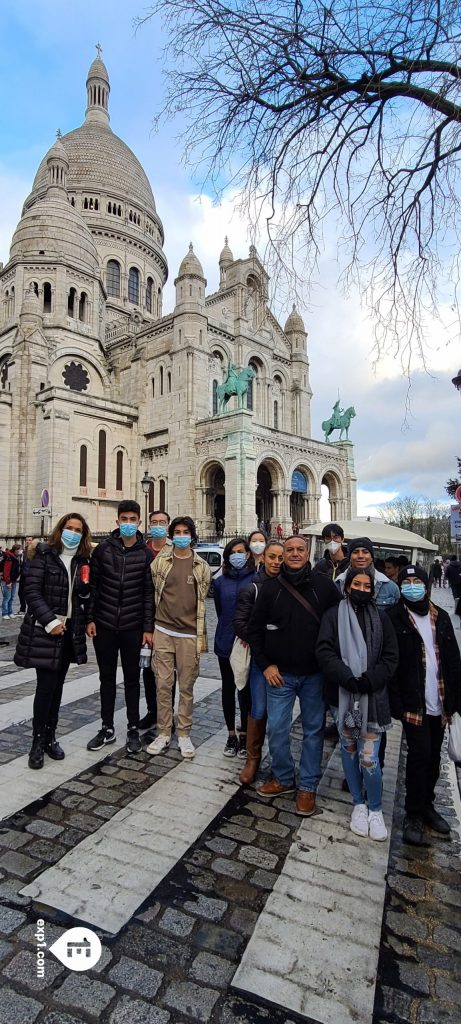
[[178, 736, 195, 759], [2, 615, 10, 620], [146, 733, 170, 755], [350, 803, 369, 837], [368, 810, 388, 842]]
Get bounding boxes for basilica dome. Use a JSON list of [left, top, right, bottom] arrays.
[[284, 305, 306, 334], [10, 140, 99, 276]]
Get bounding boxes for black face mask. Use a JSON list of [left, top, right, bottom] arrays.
[[348, 590, 373, 607]]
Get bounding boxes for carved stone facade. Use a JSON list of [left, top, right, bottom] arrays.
[[0, 55, 357, 539]]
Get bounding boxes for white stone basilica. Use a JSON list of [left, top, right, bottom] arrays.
[[0, 54, 357, 539]]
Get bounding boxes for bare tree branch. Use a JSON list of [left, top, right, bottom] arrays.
[[137, 0, 461, 369]]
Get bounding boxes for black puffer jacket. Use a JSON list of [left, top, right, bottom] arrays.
[[233, 568, 268, 641], [386, 600, 461, 720], [86, 530, 154, 632], [14, 544, 90, 672]]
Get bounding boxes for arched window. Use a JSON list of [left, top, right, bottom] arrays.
[[79, 445, 87, 487], [98, 430, 106, 489], [32, 281, 39, 296], [83, 198, 88, 210], [157, 287, 162, 317], [167, 371, 171, 393], [94, 199, 99, 211], [128, 267, 139, 304], [274, 400, 279, 430], [146, 277, 153, 313], [43, 282, 52, 314], [67, 287, 77, 318], [78, 292, 87, 322], [116, 450, 123, 491], [106, 260, 120, 298], [212, 380, 218, 415], [151, 377, 155, 398], [160, 366, 164, 396], [159, 479, 166, 511]]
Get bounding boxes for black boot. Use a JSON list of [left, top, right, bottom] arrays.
[[44, 726, 65, 760], [403, 815, 425, 845], [28, 733, 45, 770], [423, 805, 451, 835]]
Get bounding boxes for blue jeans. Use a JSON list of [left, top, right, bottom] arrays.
[[249, 661, 267, 720], [266, 671, 325, 791], [1, 582, 17, 617], [340, 729, 383, 812]]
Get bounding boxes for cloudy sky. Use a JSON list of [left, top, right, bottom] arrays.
[[1, 1, 459, 515]]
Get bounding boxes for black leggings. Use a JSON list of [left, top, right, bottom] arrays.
[[218, 655, 251, 734], [33, 627, 73, 732]]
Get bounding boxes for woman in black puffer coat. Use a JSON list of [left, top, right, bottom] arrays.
[[15, 512, 92, 770]]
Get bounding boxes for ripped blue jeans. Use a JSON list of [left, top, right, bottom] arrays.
[[340, 728, 383, 812]]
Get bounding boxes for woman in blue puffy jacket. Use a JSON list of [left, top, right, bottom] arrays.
[[214, 538, 256, 758]]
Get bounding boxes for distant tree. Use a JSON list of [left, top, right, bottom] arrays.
[[380, 495, 450, 545], [140, 0, 461, 368], [446, 457, 461, 497]]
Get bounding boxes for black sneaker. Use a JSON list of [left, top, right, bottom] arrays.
[[138, 712, 157, 731], [126, 727, 142, 754], [223, 735, 238, 757], [237, 734, 247, 758], [87, 726, 116, 751]]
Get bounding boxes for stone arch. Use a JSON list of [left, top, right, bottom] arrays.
[[198, 459, 226, 535], [255, 454, 287, 530], [289, 463, 313, 529], [50, 350, 109, 397], [320, 466, 347, 523]]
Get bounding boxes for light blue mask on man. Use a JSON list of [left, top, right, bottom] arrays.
[[119, 523, 138, 539]]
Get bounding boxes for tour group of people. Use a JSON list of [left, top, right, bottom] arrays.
[[11, 507, 461, 849]]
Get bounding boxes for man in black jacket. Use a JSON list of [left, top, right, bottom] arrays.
[[247, 535, 341, 816], [312, 523, 348, 581], [86, 500, 154, 754], [387, 565, 461, 845]]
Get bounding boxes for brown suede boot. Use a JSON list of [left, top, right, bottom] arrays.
[[239, 715, 266, 785]]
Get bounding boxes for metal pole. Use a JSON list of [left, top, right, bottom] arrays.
[[145, 491, 148, 540]]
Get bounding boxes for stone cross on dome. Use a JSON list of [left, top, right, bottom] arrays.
[[95, 42, 103, 58]]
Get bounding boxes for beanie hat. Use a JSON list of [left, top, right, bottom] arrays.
[[344, 566, 375, 593], [398, 564, 429, 588], [347, 537, 374, 559]]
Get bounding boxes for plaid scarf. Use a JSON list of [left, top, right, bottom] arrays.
[[403, 602, 446, 727]]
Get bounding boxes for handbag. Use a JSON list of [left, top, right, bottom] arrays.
[[447, 711, 461, 763], [229, 636, 251, 691]]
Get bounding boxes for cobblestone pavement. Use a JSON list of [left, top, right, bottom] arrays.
[[0, 593, 459, 1023]]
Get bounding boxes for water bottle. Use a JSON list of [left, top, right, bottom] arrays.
[[139, 644, 151, 669]]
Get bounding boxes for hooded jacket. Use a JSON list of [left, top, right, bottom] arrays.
[[86, 529, 154, 632], [335, 567, 399, 608], [213, 564, 257, 658]]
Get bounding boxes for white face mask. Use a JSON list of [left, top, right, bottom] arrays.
[[325, 540, 341, 554], [250, 541, 266, 555]]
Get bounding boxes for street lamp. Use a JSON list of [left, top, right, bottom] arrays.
[[452, 369, 461, 393], [141, 470, 152, 539]]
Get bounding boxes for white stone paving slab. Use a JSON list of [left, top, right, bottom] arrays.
[[21, 723, 239, 934], [0, 671, 106, 730], [0, 667, 36, 690], [232, 723, 402, 1024], [0, 675, 220, 822]]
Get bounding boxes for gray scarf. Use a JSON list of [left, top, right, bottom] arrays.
[[337, 597, 384, 736]]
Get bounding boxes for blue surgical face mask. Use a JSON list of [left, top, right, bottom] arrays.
[[62, 529, 81, 549], [229, 552, 247, 570], [119, 522, 138, 539], [150, 525, 167, 539], [401, 583, 426, 602], [172, 534, 191, 549]]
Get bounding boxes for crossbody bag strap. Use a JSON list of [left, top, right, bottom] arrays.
[[278, 576, 320, 624]]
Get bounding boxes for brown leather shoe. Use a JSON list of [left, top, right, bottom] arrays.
[[295, 790, 316, 816], [257, 778, 296, 798]]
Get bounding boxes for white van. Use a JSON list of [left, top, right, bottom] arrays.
[[195, 543, 224, 595]]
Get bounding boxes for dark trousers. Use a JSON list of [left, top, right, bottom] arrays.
[[33, 627, 73, 732], [403, 714, 445, 816], [218, 655, 251, 733], [143, 665, 176, 718], [94, 626, 143, 729], [18, 575, 27, 612]]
